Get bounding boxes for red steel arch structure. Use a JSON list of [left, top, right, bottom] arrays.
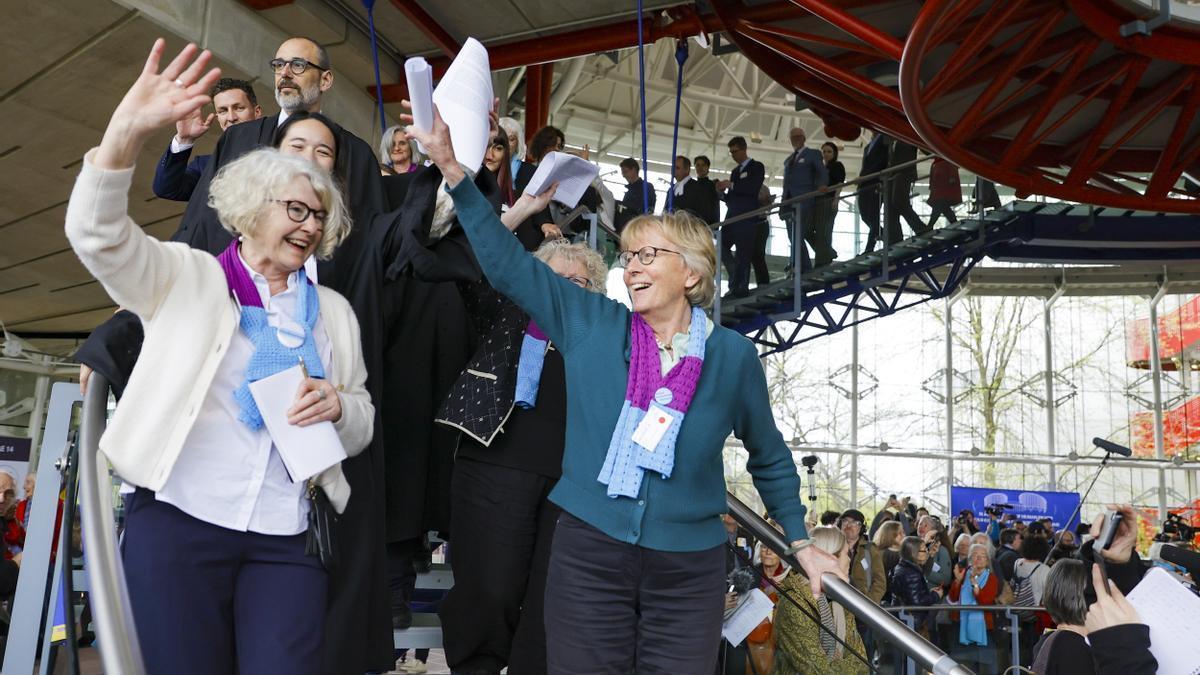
[[706, 0, 1200, 212]]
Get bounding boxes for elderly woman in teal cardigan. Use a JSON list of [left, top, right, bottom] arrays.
[[406, 107, 844, 673]]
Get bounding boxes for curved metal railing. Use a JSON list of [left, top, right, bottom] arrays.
[[77, 372, 146, 674], [726, 492, 974, 675]]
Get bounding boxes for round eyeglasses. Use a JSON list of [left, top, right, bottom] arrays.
[[273, 199, 327, 226], [270, 58, 327, 76], [617, 246, 682, 268]]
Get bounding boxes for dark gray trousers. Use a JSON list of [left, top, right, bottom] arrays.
[[544, 512, 726, 674]]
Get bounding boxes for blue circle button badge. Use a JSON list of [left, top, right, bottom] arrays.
[[654, 387, 673, 406]]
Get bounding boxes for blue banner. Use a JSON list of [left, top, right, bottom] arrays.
[[950, 486, 1082, 533]]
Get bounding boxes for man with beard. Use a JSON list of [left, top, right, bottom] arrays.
[[75, 36, 392, 675], [151, 78, 261, 201]]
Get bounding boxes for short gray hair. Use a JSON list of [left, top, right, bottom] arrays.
[[208, 148, 351, 260], [1042, 559, 1088, 625], [499, 117, 525, 160], [379, 125, 422, 168], [967, 542, 991, 563], [533, 238, 607, 294]]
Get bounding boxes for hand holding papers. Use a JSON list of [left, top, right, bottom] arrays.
[[430, 37, 493, 173], [404, 57, 434, 154], [248, 365, 347, 483], [523, 151, 600, 208], [721, 589, 774, 647], [1125, 567, 1200, 675]]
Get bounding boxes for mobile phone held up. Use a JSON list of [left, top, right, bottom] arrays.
[[1095, 510, 1123, 586]]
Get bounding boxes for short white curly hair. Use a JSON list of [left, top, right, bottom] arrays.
[[533, 238, 607, 294], [208, 148, 351, 260]]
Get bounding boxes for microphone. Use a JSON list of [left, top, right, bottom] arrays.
[[1092, 437, 1133, 457]]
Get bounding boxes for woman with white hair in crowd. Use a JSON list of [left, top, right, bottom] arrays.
[[498, 116, 526, 177], [63, 42, 373, 674], [379, 124, 423, 175], [406, 104, 843, 673], [772, 526, 868, 674], [949, 542, 1002, 674]]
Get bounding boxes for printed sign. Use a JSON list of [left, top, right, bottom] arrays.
[[950, 485, 1082, 532]]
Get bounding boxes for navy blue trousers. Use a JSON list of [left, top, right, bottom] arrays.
[[544, 512, 726, 674], [122, 489, 328, 675]]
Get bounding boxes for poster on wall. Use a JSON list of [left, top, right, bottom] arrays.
[[0, 435, 32, 499], [950, 486, 1082, 532]]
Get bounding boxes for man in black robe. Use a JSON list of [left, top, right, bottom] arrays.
[[74, 36, 393, 675]]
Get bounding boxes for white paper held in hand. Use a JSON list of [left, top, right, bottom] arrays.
[[404, 57, 434, 155], [1126, 566, 1200, 675], [523, 151, 600, 208], [721, 588, 774, 647], [431, 37, 493, 173], [247, 365, 347, 483]]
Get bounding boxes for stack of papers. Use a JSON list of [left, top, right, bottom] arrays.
[[406, 38, 494, 173], [1126, 566, 1200, 674], [404, 57, 434, 155], [523, 151, 600, 208]]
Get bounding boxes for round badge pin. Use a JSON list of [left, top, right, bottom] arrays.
[[654, 387, 673, 405]]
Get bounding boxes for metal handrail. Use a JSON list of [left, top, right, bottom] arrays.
[[77, 372, 146, 674], [726, 492, 973, 675], [883, 604, 1042, 612]]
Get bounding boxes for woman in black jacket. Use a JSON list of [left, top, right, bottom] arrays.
[[1032, 559, 1156, 675], [888, 536, 944, 635]]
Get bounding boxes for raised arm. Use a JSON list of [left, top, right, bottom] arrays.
[[66, 40, 221, 318], [404, 104, 620, 350]]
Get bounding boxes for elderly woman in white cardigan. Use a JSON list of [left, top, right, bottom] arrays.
[[64, 41, 372, 675]]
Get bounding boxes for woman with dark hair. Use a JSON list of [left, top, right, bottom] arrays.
[[1032, 561, 1156, 674], [815, 142, 845, 264], [484, 132, 515, 207], [887, 536, 943, 635]]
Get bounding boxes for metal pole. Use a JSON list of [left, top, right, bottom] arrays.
[[77, 373, 146, 674], [944, 292, 960, 506], [850, 312, 859, 505], [27, 367, 51, 467], [1044, 280, 1065, 488], [726, 492, 972, 675], [1149, 278, 1169, 522]]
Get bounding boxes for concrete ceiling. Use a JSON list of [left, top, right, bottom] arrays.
[[0, 0, 924, 356]]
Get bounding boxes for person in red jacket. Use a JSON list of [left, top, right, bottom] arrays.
[[949, 543, 1002, 674], [926, 158, 963, 229]]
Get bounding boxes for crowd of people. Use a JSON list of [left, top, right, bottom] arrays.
[[44, 36, 858, 675], [717, 497, 1167, 674], [7, 32, 1176, 675]]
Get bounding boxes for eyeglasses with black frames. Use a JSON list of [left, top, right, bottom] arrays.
[[272, 199, 327, 226], [270, 58, 328, 76]]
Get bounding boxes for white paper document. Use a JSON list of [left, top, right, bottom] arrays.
[[432, 37, 493, 173], [721, 588, 774, 647], [1126, 566, 1200, 675], [248, 365, 347, 483], [404, 57, 434, 155], [523, 151, 600, 208]]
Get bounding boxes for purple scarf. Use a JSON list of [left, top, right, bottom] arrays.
[[597, 306, 707, 498]]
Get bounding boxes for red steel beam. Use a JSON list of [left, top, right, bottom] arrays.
[[924, 0, 1030, 100], [524, 64, 545, 145], [1063, 59, 1148, 186], [946, 9, 1065, 144], [1087, 73, 1195, 176], [539, 61, 554, 125], [741, 21, 889, 58], [998, 39, 1101, 167], [783, 0, 904, 60], [1147, 75, 1200, 197], [968, 44, 1084, 140], [928, 0, 981, 49], [739, 23, 902, 111], [389, 0, 460, 58]]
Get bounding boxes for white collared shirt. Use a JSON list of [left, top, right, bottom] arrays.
[[153, 252, 333, 535], [673, 175, 691, 197]]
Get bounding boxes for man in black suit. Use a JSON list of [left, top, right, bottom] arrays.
[[668, 155, 705, 219], [885, 138, 929, 244], [715, 136, 765, 298], [857, 130, 890, 253], [692, 155, 721, 225], [615, 157, 656, 232], [151, 78, 261, 201]]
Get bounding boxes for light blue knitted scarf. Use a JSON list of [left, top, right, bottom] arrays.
[[218, 241, 324, 430]]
